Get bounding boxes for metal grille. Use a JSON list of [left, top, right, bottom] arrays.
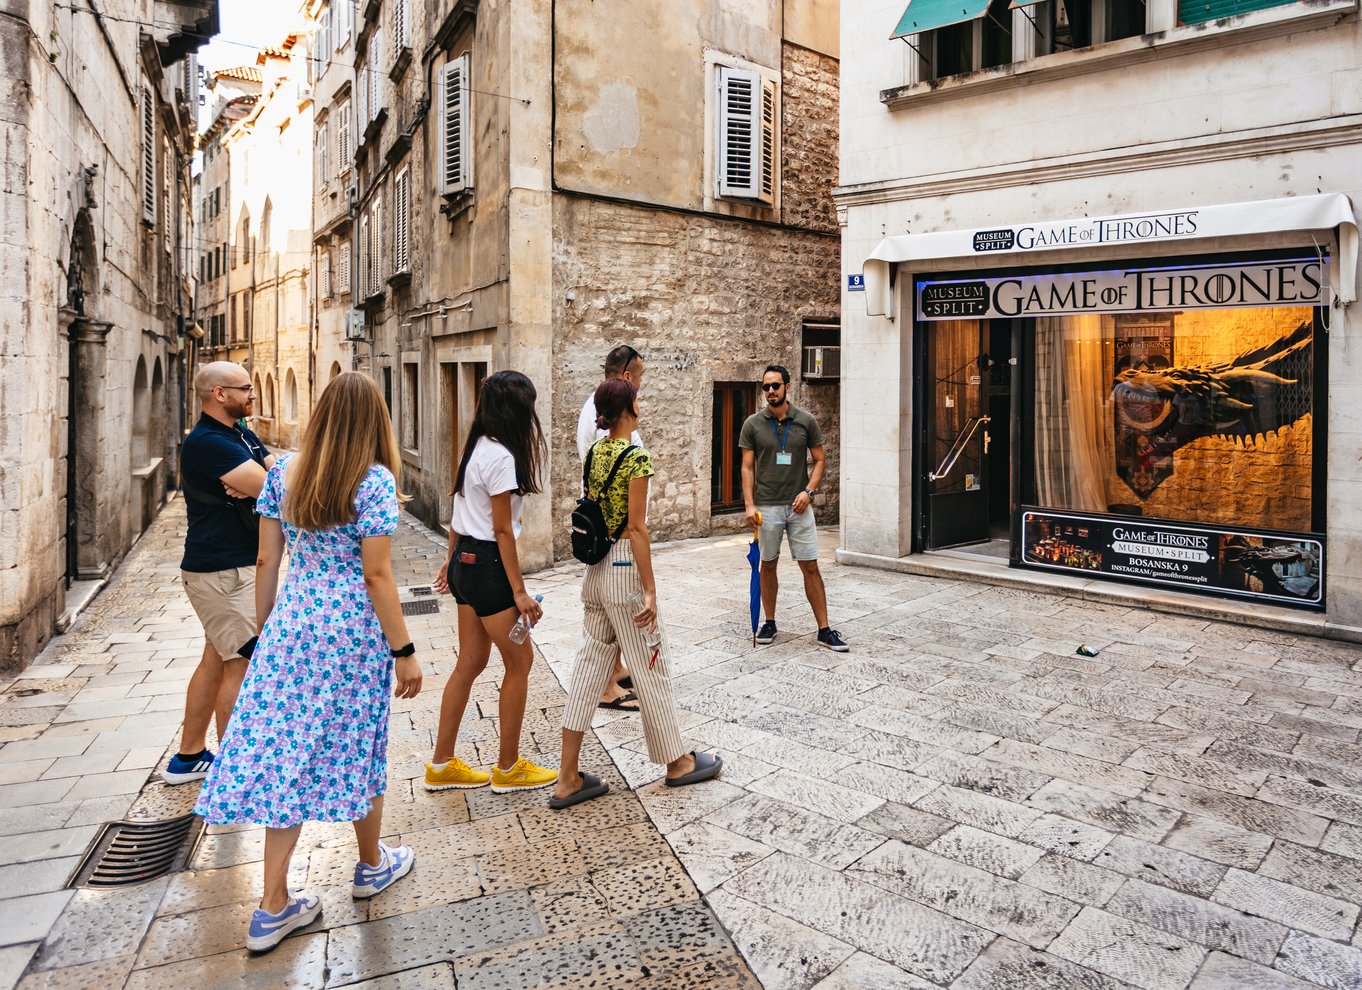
[[400, 598, 440, 616], [71, 814, 204, 888], [408, 585, 435, 597]]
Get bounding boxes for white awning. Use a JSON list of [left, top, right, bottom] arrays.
[[861, 193, 1358, 318]]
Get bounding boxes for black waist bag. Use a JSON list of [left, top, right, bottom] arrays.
[[571, 443, 637, 564]]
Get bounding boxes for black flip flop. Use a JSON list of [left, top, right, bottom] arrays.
[[598, 691, 641, 712], [618, 675, 633, 691], [665, 750, 723, 787], [549, 772, 609, 809]]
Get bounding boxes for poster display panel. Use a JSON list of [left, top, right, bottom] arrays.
[[1020, 508, 1323, 608]]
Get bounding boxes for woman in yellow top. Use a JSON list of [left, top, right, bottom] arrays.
[[551, 377, 722, 808]]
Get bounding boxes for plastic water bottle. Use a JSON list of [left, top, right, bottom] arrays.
[[625, 592, 663, 650], [508, 594, 544, 644]]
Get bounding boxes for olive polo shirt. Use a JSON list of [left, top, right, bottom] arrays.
[[738, 403, 823, 506]]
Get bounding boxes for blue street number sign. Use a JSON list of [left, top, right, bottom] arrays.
[[847, 274, 865, 292]]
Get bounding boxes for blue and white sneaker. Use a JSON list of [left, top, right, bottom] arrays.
[[245, 892, 322, 953], [161, 750, 214, 785], [351, 842, 415, 899]]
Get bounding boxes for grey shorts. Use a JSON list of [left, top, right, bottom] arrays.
[[757, 505, 819, 562], [182, 567, 256, 660]]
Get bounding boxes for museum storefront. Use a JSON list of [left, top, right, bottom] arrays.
[[858, 193, 1358, 614]]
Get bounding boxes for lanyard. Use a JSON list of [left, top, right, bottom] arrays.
[[769, 415, 791, 452], [234, 424, 262, 464]]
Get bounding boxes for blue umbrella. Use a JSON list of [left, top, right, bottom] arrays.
[[748, 512, 762, 647]]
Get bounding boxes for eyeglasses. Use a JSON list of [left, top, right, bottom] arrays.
[[219, 384, 255, 393], [760, 382, 784, 392]]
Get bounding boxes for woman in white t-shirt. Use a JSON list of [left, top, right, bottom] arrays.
[[423, 371, 557, 794]]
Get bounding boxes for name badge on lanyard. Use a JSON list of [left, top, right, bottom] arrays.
[[771, 417, 793, 466]]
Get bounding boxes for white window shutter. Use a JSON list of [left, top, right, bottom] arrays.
[[320, 252, 331, 298], [337, 101, 351, 173], [357, 61, 368, 132], [318, 120, 329, 184], [442, 55, 471, 195], [141, 85, 156, 224], [359, 215, 369, 298], [395, 168, 409, 272], [319, 9, 330, 64], [371, 29, 384, 112], [371, 197, 383, 295], [338, 247, 351, 295], [717, 66, 762, 201]]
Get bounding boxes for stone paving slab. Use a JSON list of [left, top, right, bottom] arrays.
[[9, 500, 1362, 987]]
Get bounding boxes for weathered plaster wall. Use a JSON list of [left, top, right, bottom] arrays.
[[550, 197, 841, 559]]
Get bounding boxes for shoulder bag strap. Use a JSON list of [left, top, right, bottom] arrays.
[[599, 445, 639, 541], [582, 442, 596, 493]]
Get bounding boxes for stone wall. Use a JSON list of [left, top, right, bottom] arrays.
[[550, 196, 841, 560], [780, 42, 839, 232]]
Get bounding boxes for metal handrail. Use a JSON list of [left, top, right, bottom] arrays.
[[929, 415, 990, 482]]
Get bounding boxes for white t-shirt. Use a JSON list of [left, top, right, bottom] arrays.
[[450, 437, 523, 542], [576, 391, 642, 461]]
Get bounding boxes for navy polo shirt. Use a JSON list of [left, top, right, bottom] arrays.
[[180, 413, 269, 572]]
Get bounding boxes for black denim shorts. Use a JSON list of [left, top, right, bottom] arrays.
[[449, 536, 516, 617]]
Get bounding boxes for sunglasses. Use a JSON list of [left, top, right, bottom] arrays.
[[760, 382, 784, 392]]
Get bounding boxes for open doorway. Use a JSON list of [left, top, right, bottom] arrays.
[[917, 317, 1015, 557]]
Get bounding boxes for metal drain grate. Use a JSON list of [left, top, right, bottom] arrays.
[[70, 814, 204, 888], [408, 585, 435, 597], [400, 598, 441, 616]]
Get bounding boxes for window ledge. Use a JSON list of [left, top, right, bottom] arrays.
[[131, 457, 164, 480], [880, 0, 1357, 109], [390, 47, 412, 82], [387, 270, 412, 289], [440, 189, 474, 219]]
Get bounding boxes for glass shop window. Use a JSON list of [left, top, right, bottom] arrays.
[[1032, 274, 1318, 535]]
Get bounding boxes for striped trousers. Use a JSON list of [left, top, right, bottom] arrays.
[[562, 539, 685, 765]]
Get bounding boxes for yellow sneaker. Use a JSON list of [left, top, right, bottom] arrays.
[[423, 757, 491, 791], [490, 756, 558, 793]]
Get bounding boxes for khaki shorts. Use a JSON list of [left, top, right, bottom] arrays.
[[182, 568, 256, 661]]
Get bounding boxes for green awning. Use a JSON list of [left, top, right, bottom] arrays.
[[891, 0, 991, 37]]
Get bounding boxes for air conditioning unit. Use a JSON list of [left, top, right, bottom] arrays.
[[345, 308, 367, 340], [803, 345, 840, 380]]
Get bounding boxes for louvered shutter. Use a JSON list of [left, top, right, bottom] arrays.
[[371, 198, 383, 295], [394, 168, 410, 272], [319, 9, 330, 65], [141, 86, 156, 224], [318, 120, 329, 184], [759, 79, 776, 205], [371, 29, 384, 112], [320, 252, 331, 298], [394, 0, 410, 51], [442, 55, 471, 195], [357, 59, 368, 132], [338, 247, 351, 295], [337, 101, 351, 173]]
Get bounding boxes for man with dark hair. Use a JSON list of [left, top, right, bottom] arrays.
[[740, 364, 848, 652], [577, 344, 647, 710], [165, 362, 275, 784]]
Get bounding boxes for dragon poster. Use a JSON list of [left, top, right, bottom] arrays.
[[1113, 315, 1174, 497]]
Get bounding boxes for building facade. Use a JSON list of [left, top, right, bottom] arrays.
[[836, 0, 1361, 634], [220, 39, 316, 449], [312, 0, 841, 571], [195, 65, 262, 369], [0, 0, 214, 670]]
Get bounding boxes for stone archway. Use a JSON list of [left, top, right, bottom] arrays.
[[62, 210, 108, 582]]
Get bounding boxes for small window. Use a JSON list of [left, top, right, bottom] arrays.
[[716, 66, 776, 204], [712, 382, 756, 513], [284, 368, 298, 423], [442, 54, 472, 195], [394, 167, 410, 273], [913, 0, 1014, 80], [320, 251, 332, 298], [370, 196, 383, 295], [337, 243, 351, 296], [402, 362, 420, 450]]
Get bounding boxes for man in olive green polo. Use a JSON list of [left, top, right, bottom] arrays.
[[740, 364, 848, 652]]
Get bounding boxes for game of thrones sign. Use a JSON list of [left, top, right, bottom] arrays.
[[916, 258, 1328, 321], [1020, 509, 1324, 609]]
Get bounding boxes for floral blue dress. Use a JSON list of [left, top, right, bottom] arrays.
[[194, 459, 399, 829]]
